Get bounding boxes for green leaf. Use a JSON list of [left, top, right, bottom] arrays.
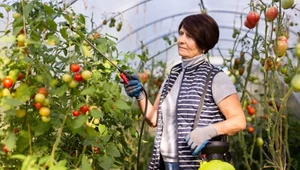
[[0, 35, 16, 47], [114, 100, 130, 110], [60, 28, 68, 40], [23, 4, 34, 18], [98, 155, 114, 170], [10, 154, 26, 160], [3, 98, 23, 107], [90, 108, 103, 118], [38, 155, 50, 165], [80, 86, 96, 95], [46, 18, 57, 30], [86, 126, 100, 137], [81, 155, 92, 170], [78, 14, 86, 25], [49, 160, 67, 170], [73, 114, 88, 129], [96, 44, 107, 54], [51, 84, 68, 97], [14, 83, 31, 103], [32, 122, 51, 136], [43, 4, 55, 15], [16, 130, 29, 152], [4, 132, 17, 151], [106, 143, 120, 157]]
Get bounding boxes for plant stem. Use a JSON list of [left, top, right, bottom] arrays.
[[75, 145, 87, 167], [50, 110, 69, 160]]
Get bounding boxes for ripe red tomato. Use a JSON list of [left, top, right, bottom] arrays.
[[38, 87, 48, 96], [251, 99, 258, 105], [72, 110, 80, 117], [247, 126, 255, 133], [244, 19, 256, 29], [17, 72, 24, 80], [33, 102, 44, 110], [2, 77, 14, 88], [2, 145, 9, 153], [12, 128, 19, 134], [247, 106, 256, 115], [80, 105, 89, 113], [265, 7, 278, 22], [70, 63, 80, 73], [74, 73, 83, 82], [94, 147, 99, 154], [246, 11, 260, 25]]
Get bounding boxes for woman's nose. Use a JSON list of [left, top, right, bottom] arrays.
[[177, 35, 184, 44]]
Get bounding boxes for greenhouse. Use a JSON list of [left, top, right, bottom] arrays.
[[0, 0, 300, 169]]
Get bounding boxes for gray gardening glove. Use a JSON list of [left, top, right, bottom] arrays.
[[185, 125, 218, 156]]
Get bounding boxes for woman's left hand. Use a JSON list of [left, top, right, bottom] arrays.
[[185, 125, 218, 156]]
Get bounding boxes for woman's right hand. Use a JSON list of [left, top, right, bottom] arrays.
[[122, 74, 145, 100]]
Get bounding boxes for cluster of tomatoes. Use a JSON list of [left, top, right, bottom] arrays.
[[244, 6, 279, 29], [61, 63, 92, 88], [33, 87, 51, 122]]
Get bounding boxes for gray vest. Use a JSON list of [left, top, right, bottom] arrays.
[[147, 61, 225, 169]]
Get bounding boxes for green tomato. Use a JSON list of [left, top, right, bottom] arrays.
[[17, 34, 26, 43], [81, 70, 92, 80], [291, 74, 300, 92], [68, 80, 78, 88], [43, 98, 50, 106], [256, 137, 264, 147], [295, 43, 300, 58], [41, 116, 51, 123], [12, 12, 21, 19], [282, 0, 294, 9], [16, 109, 26, 118], [93, 118, 100, 125], [35, 93, 46, 103], [62, 73, 72, 83]]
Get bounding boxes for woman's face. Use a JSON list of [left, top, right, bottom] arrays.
[[177, 27, 203, 59]]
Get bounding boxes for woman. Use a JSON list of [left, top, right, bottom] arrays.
[[123, 14, 246, 170]]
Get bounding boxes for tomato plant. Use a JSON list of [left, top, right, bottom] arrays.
[[0, 1, 138, 170]]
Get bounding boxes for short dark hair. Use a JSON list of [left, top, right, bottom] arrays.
[[178, 14, 219, 54]]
